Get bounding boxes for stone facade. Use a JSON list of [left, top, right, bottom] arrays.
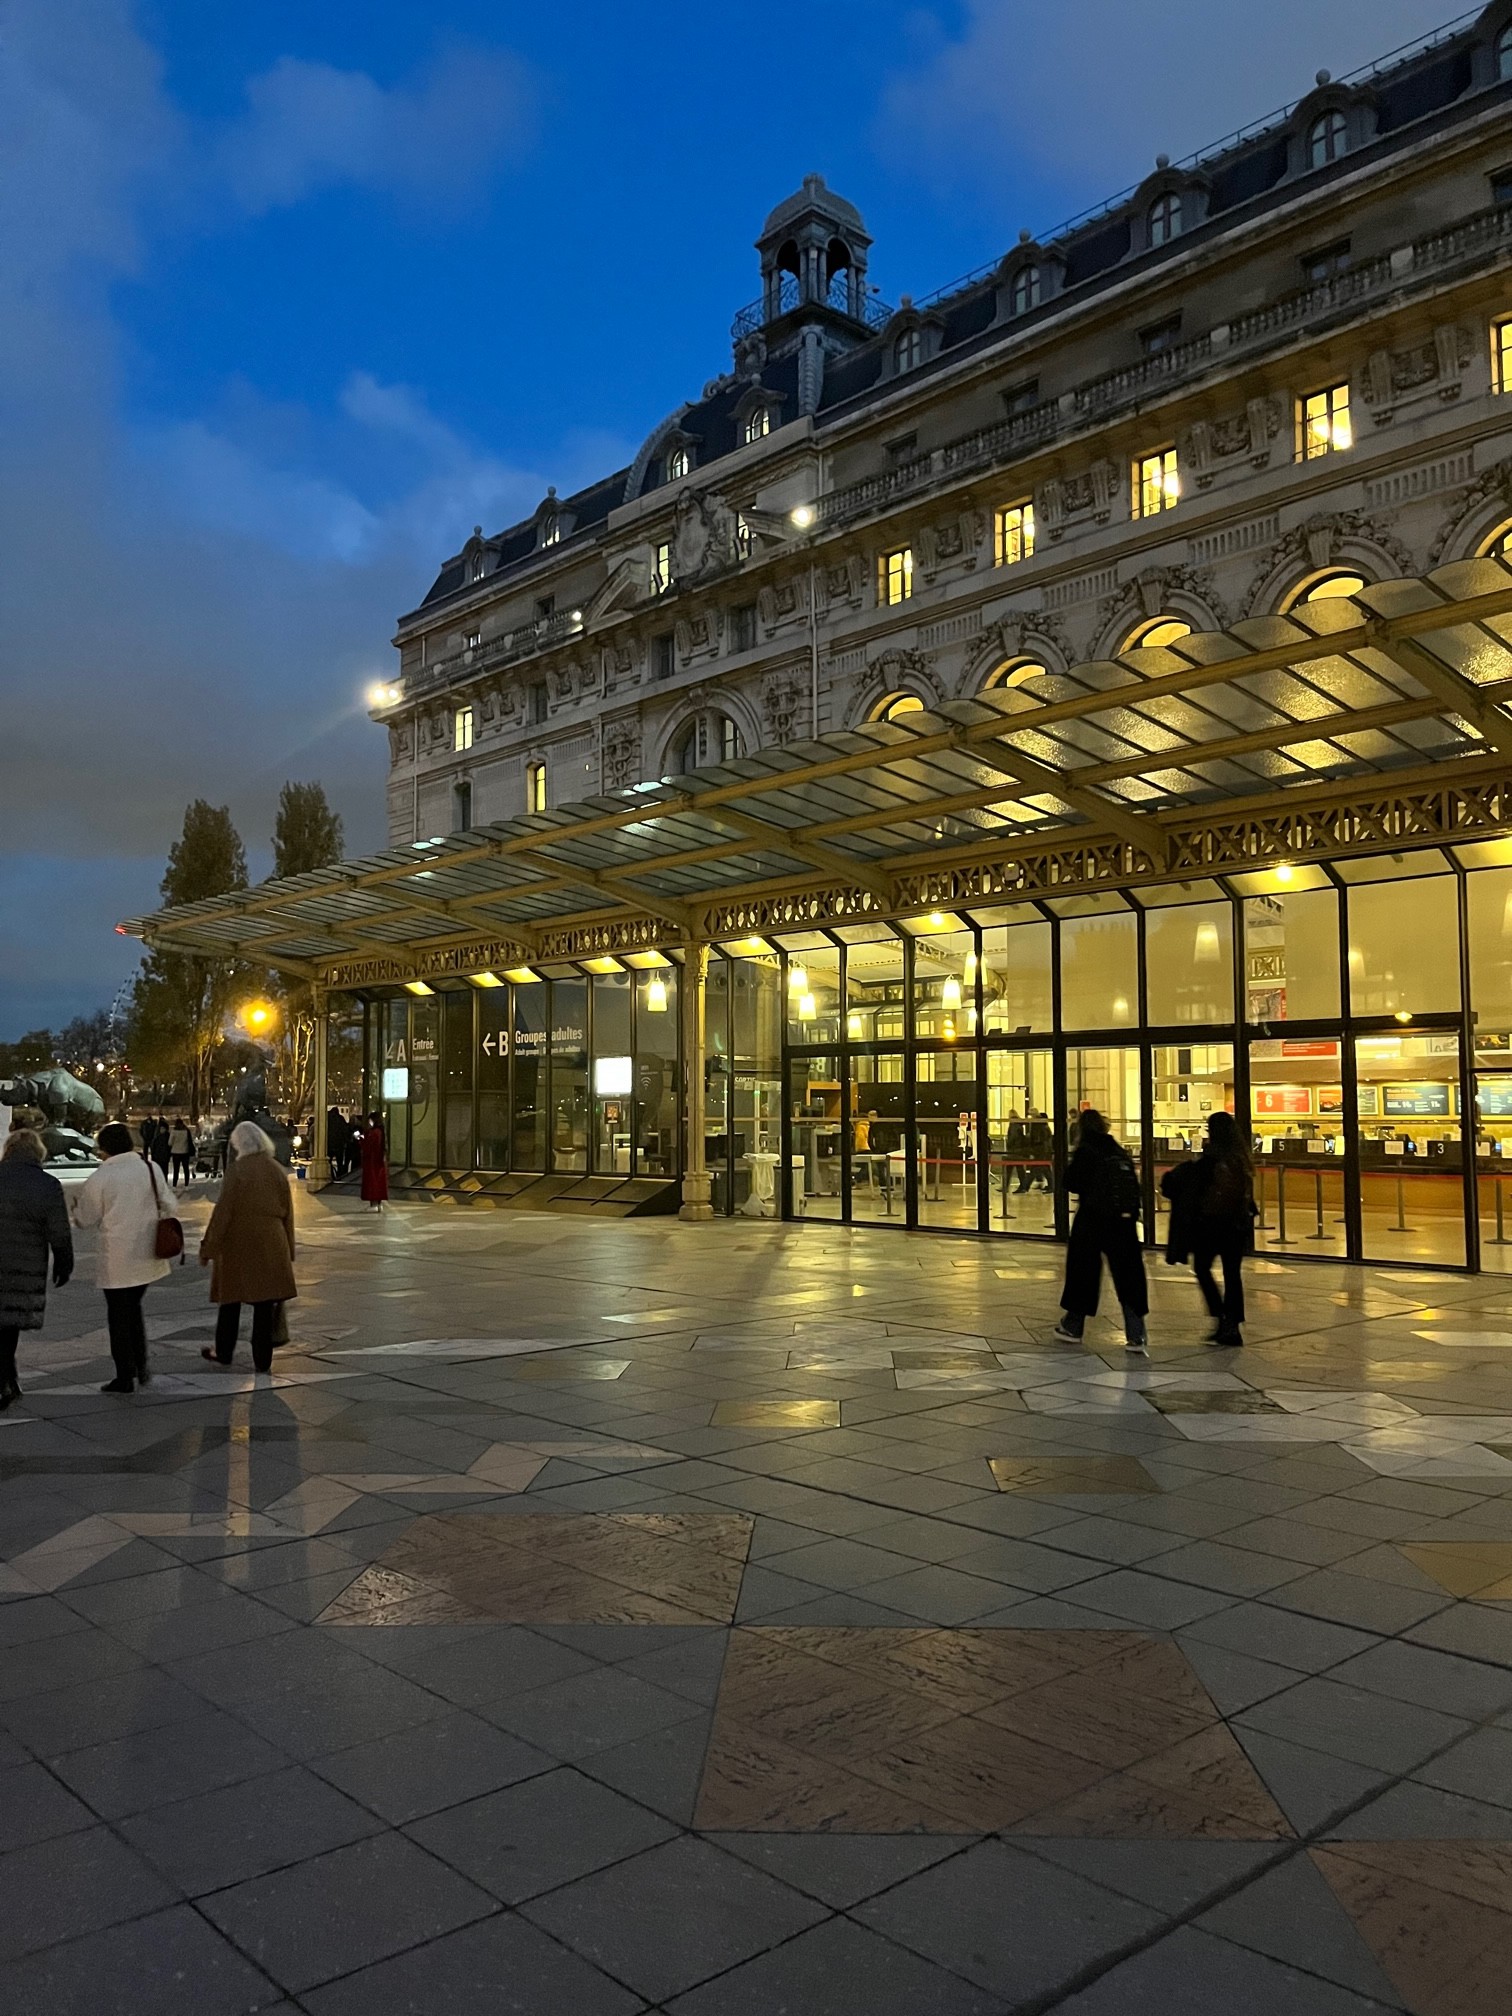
[[378, 5, 1512, 845]]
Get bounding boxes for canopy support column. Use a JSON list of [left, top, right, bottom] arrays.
[[308, 988, 332, 1191], [680, 943, 714, 1221]]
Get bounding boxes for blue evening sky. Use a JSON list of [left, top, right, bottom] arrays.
[[0, 0, 1453, 1030]]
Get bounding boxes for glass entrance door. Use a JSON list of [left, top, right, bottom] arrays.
[[915, 1048, 981, 1231], [1475, 1061, 1512, 1272], [1247, 1035, 1347, 1257], [1151, 1043, 1235, 1249], [1356, 1029, 1467, 1267], [1067, 1047, 1142, 1167], [986, 1049, 1056, 1235]]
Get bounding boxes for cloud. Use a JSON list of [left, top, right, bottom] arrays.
[[0, 4, 611, 1032], [219, 43, 536, 214], [880, 0, 1455, 220]]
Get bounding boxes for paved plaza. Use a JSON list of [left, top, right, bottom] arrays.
[[6, 1194, 1512, 2011]]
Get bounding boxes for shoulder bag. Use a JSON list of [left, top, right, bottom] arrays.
[[147, 1160, 185, 1262]]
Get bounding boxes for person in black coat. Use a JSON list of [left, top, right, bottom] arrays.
[[0, 1129, 73, 1409], [327, 1107, 352, 1180], [1172, 1111, 1256, 1347], [1054, 1109, 1149, 1353]]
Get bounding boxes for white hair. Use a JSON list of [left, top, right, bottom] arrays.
[[229, 1121, 275, 1158]]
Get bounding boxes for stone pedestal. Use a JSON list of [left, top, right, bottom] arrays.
[[679, 1169, 715, 1222], [307, 1155, 333, 1191]]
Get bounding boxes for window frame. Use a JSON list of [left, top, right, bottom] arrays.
[[454, 705, 475, 753], [525, 760, 547, 815], [993, 501, 1036, 569], [1131, 446, 1180, 521], [1297, 383, 1353, 461], [1307, 108, 1348, 169], [877, 546, 914, 607], [1148, 192, 1181, 247], [893, 328, 923, 373], [654, 540, 673, 594], [1009, 264, 1041, 316], [1499, 22, 1512, 82], [1493, 318, 1512, 397], [742, 407, 771, 446]]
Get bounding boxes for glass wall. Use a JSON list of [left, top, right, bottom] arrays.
[[359, 842, 1512, 1269]]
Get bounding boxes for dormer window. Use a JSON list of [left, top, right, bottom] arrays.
[[1148, 192, 1182, 247], [540, 514, 560, 547], [1010, 265, 1041, 316], [467, 551, 486, 583], [1308, 108, 1347, 168], [1500, 23, 1512, 80], [743, 407, 771, 445], [894, 328, 923, 373], [666, 446, 690, 482]]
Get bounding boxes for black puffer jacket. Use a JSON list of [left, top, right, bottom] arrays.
[[0, 1159, 73, 1329]]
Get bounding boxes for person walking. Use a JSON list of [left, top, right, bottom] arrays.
[[138, 1112, 158, 1163], [326, 1107, 350, 1181], [72, 1122, 172, 1393], [168, 1115, 195, 1189], [1054, 1109, 1150, 1354], [359, 1113, 388, 1211], [1025, 1109, 1053, 1192], [198, 1122, 296, 1373], [0, 1130, 73, 1410], [1178, 1111, 1256, 1348], [1003, 1108, 1029, 1194], [150, 1113, 171, 1179]]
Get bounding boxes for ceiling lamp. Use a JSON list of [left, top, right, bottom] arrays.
[[942, 975, 962, 1011], [644, 977, 669, 1013], [798, 992, 817, 1021], [787, 963, 808, 995]]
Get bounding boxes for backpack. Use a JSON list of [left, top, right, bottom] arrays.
[[1094, 1145, 1143, 1220]]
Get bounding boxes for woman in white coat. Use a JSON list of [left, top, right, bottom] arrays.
[[72, 1123, 171, 1392]]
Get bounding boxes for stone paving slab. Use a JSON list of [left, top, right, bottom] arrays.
[[7, 1192, 1512, 2010]]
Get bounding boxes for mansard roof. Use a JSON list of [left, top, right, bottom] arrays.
[[411, 7, 1511, 619]]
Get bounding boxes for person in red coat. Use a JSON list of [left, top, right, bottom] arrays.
[[359, 1113, 388, 1211]]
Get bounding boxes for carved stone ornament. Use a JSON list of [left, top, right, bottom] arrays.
[[601, 716, 642, 792], [1242, 510, 1416, 615], [1360, 325, 1473, 424], [1037, 477, 1068, 538], [671, 489, 740, 583], [762, 668, 807, 744], [1427, 455, 1512, 566], [1100, 563, 1226, 639], [733, 330, 768, 380]]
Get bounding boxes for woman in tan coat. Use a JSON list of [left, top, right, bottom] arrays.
[[198, 1123, 296, 1373]]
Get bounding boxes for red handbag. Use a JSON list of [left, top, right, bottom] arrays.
[[148, 1162, 185, 1261]]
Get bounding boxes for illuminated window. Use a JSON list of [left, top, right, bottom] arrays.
[[719, 714, 741, 762], [894, 328, 923, 372], [525, 760, 547, 814], [666, 446, 690, 481], [540, 514, 560, 546], [654, 540, 673, 593], [878, 547, 914, 606], [987, 660, 1049, 690], [993, 502, 1036, 568], [873, 692, 926, 723], [1148, 192, 1181, 246], [1481, 523, 1512, 559], [1132, 446, 1180, 519], [1126, 618, 1192, 651], [1298, 384, 1353, 460], [735, 512, 753, 558], [1308, 109, 1347, 168], [453, 706, 474, 752], [743, 407, 770, 445], [1298, 572, 1366, 605], [464, 629, 481, 649], [1493, 319, 1512, 395], [1500, 24, 1512, 80], [1010, 265, 1041, 316]]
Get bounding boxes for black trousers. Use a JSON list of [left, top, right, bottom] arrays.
[[1061, 1211, 1149, 1320], [170, 1154, 192, 1186], [1193, 1237, 1246, 1328], [103, 1285, 148, 1383], [0, 1325, 17, 1389], [214, 1301, 278, 1373]]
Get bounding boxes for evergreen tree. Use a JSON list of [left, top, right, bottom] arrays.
[[271, 781, 344, 881], [130, 802, 248, 1120], [269, 782, 344, 1122]]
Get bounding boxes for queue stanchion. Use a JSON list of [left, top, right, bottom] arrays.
[[1308, 1165, 1330, 1241]]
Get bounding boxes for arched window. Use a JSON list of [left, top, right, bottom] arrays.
[[985, 660, 1050, 691], [1499, 24, 1512, 81], [467, 551, 486, 583], [873, 691, 926, 723], [894, 328, 923, 372], [743, 407, 771, 445], [672, 712, 743, 774], [1148, 192, 1182, 247], [1010, 264, 1041, 316], [1481, 523, 1512, 559], [540, 514, 560, 548], [1125, 617, 1193, 651], [666, 446, 690, 482], [1297, 571, 1366, 606], [1308, 109, 1347, 169]]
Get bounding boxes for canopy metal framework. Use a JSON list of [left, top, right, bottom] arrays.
[[125, 559, 1512, 985]]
